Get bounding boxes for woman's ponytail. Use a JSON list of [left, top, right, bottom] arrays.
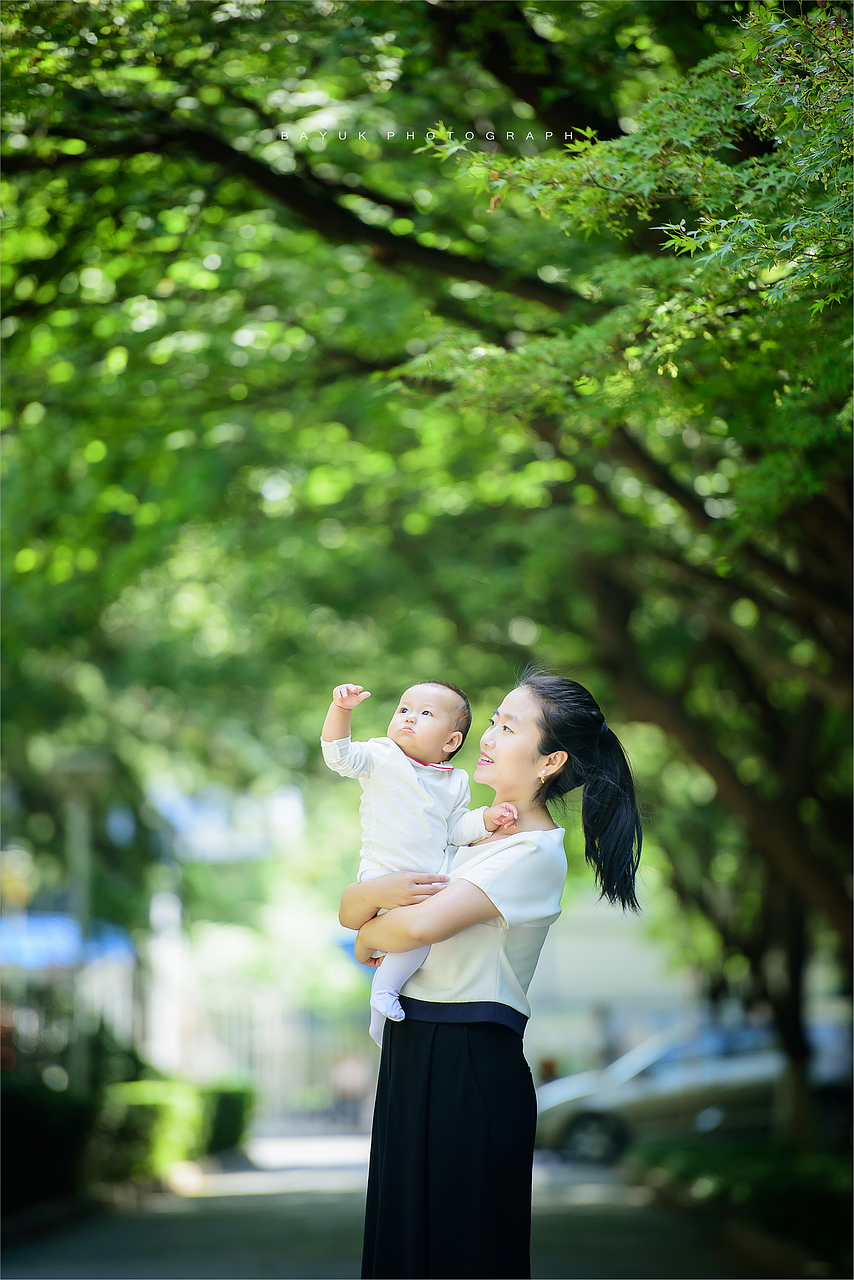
[[581, 726, 642, 911], [520, 669, 643, 912]]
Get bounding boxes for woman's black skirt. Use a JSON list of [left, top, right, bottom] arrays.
[[361, 1017, 537, 1280]]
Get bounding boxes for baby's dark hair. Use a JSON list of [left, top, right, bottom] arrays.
[[519, 666, 642, 911], [415, 680, 471, 760]]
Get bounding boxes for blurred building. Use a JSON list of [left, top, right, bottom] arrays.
[[7, 779, 845, 1133], [0, 910, 138, 1091], [141, 781, 377, 1127], [526, 891, 701, 1078]]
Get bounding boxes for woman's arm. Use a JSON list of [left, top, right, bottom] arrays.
[[339, 871, 450, 930], [354, 879, 499, 963]]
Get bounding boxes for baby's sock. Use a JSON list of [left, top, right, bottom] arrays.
[[368, 944, 431, 1048], [369, 998, 400, 1049]]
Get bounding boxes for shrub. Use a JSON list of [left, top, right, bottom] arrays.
[[633, 1139, 852, 1276], [85, 1079, 205, 1187], [1, 1077, 98, 1215], [201, 1084, 254, 1155]]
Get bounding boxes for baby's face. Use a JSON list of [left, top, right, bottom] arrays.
[[387, 683, 463, 765]]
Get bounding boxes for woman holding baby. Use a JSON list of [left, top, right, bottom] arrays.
[[339, 669, 642, 1280]]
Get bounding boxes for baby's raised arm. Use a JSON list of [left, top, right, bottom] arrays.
[[322, 682, 371, 743]]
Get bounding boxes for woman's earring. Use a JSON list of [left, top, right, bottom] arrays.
[[540, 772, 547, 785]]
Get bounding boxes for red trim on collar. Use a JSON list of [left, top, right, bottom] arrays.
[[402, 751, 453, 771]]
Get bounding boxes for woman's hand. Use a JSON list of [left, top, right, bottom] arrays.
[[339, 871, 449, 930], [357, 879, 500, 954], [373, 871, 449, 910], [355, 935, 384, 967]]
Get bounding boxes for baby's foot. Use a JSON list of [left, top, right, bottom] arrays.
[[368, 1008, 385, 1048], [369, 990, 405, 1048], [371, 988, 405, 1023]]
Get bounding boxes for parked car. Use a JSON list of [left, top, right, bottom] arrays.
[[535, 1022, 851, 1163]]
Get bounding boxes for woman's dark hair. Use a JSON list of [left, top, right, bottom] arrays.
[[519, 668, 642, 911]]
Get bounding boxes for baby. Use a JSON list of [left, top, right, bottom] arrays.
[[322, 679, 517, 1046]]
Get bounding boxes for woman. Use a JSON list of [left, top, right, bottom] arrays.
[[339, 670, 642, 1280]]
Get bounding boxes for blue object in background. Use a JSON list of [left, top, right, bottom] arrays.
[[0, 913, 135, 969], [337, 935, 362, 969]]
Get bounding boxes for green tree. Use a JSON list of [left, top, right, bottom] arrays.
[[416, 0, 852, 1137], [417, 0, 851, 939], [1, 0, 740, 923], [2, 1, 849, 1136]]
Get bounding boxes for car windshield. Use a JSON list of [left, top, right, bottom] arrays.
[[638, 1026, 777, 1075], [605, 1024, 779, 1084]]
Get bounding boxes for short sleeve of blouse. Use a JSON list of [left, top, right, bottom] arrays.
[[455, 830, 566, 928]]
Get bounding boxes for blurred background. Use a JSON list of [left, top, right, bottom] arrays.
[[2, 1, 851, 1277]]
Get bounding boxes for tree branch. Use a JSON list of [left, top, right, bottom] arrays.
[[425, 2, 621, 140], [789, 491, 853, 579], [4, 128, 584, 312], [665, 854, 757, 961], [650, 547, 851, 685], [587, 565, 852, 957], [524, 416, 850, 691], [625, 572, 851, 709], [610, 426, 853, 638]]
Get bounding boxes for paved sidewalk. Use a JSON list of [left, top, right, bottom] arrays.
[[3, 1140, 756, 1280]]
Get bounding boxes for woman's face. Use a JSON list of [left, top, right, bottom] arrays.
[[474, 685, 560, 799]]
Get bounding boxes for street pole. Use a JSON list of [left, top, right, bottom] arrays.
[[64, 792, 91, 1093], [50, 751, 111, 1094], [64, 793, 91, 940]]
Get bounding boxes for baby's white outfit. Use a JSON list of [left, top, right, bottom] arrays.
[[321, 735, 488, 1046]]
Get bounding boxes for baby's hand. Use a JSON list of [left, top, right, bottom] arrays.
[[332, 683, 372, 710], [484, 802, 518, 833]]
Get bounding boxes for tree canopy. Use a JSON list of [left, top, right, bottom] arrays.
[[2, 0, 851, 1056]]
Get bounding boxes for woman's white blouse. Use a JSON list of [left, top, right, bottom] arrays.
[[400, 827, 566, 1025]]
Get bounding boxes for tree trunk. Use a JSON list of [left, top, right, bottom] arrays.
[[762, 877, 816, 1148]]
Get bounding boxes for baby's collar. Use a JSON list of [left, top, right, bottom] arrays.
[[401, 750, 454, 771]]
